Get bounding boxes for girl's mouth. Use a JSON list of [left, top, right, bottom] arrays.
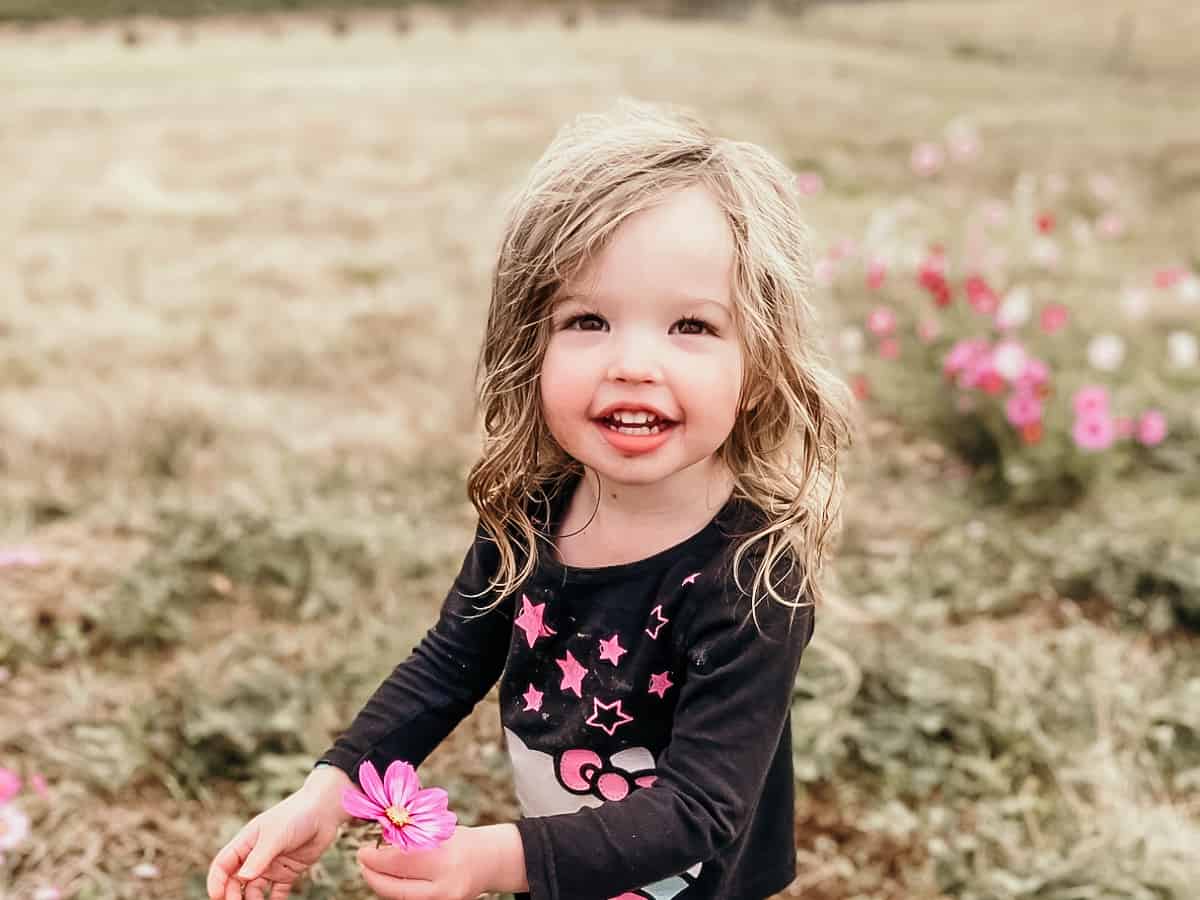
[[593, 411, 678, 455]]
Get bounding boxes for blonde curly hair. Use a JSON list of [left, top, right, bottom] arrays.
[[467, 98, 854, 617]]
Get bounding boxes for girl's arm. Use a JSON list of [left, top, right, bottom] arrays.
[[314, 522, 513, 777], [513, 576, 815, 900]]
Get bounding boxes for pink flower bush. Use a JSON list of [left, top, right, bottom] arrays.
[[342, 760, 456, 851]]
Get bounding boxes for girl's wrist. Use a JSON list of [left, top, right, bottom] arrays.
[[303, 762, 355, 824], [472, 823, 529, 894]]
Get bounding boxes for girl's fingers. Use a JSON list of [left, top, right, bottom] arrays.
[[208, 821, 260, 899], [359, 862, 435, 900], [269, 882, 294, 900], [357, 844, 440, 880], [244, 877, 274, 900]]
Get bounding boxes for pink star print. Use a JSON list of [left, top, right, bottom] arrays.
[[585, 697, 634, 736], [681, 571, 700, 586], [645, 604, 669, 640], [522, 684, 544, 712], [556, 650, 589, 697], [597, 634, 627, 666], [648, 671, 674, 698], [515, 594, 555, 649]]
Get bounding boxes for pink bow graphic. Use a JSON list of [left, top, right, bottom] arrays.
[[555, 748, 657, 803]]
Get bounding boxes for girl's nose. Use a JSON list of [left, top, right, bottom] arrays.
[[606, 334, 664, 384]]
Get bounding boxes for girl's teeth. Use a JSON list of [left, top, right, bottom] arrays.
[[611, 423, 664, 435]]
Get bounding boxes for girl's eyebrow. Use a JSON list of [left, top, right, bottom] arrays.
[[553, 292, 731, 314]]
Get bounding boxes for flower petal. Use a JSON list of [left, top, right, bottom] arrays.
[[342, 786, 384, 820], [357, 760, 390, 809], [407, 787, 450, 816], [384, 760, 420, 808], [408, 808, 457, 843]]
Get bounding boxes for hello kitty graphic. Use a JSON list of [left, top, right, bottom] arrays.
[[504, 727, 702, 899]]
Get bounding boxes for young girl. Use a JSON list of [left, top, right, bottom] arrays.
[[207, 98, 852, 900]]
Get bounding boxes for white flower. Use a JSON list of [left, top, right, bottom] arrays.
[[34, 887, 63, 900], [1088, 334, 1126, 372], [133, 862, 161, 880], [839, 327, 865, 356], [1030, 236, 1060, 269], [996, 286, 1032, 330], [1167, 331, 1198, 369], [0, 804, 30, 851], [992, 340, 1027, 381], [1120, 287, 1149, 320], [1179, 275, 1200, 305]]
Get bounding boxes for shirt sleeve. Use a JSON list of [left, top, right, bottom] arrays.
[[315, 522, 513, 779], [515, 566, 815, 900]]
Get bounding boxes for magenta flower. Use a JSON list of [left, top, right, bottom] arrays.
[[342, 760, 456, 851], [1073, 415, 1115, 452], [1072, 386, 1110, 420], [1005, 390, 1043, 428], [1136, 410, 1167, 446]]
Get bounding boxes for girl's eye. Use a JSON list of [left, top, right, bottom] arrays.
[[671, 317, 715, 336], [564, 313, 607, 332]]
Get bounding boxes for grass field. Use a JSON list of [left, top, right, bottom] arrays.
[[1, 4, 1198, 899]]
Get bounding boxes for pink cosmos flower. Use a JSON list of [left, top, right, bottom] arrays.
[[1153, 267, 1185, 290], [795, 171, 823, 196], [965, 275, 999, 315], [943, 338, 988, 381], [342, 760, 456, 851], [1073, 415, 1115, 452], [911, 142, 945, 177], [1073, 386, 1110, 419], [0, 546, 43, 569], [867, 307, 897, 337], [866, 258, 887, 290], [0, 769, 20, 804], [1005, 390, 1043, 428], [1136, 410, 1167, 446], [1040, 304, 1069, 334], [1015, 358, 1050, 394], [1097, 212, 1125, 239]]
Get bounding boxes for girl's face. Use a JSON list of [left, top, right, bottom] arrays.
[[540, 185, 744, 495]]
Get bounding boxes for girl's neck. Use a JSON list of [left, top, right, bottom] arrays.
[[554, 460, 735, 569]]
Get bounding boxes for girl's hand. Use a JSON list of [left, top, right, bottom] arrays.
[[207, 766, 352, 900], [356, 826, 498, 900]]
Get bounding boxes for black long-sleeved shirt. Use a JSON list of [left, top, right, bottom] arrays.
[[318, 484, 815, 900]]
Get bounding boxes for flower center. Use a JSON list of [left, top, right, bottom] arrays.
[[384, 805, 410, 828]]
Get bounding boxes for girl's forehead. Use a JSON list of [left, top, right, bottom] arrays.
[[562, 186, 735, 306]]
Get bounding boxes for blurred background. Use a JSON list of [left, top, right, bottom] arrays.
[[1, 2, 1197, 898]]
